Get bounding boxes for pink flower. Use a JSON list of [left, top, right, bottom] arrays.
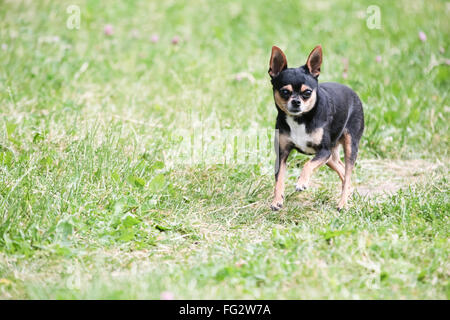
[[342, 72, 348, 79], [418, 31, 427, 42], [104, 24, 114, 36], [234, 72, 255, 83], [375, 55, 382, 63], [150, 34, 159, 43], [171, 36, 180, 45], [160, 291, 174, 300]]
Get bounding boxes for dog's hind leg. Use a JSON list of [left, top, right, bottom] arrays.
[[326, 145, 345, 183], [337, 131, 357, 211], [334, 145, 345, 168]]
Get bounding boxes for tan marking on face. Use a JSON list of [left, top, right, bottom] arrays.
[[281, 84, 293, 91], [300, 89, 317, 113], [274, 90, 289, 113], [301, 84, 312, 92]]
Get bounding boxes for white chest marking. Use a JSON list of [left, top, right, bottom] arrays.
[[286, 116, 317, 154]]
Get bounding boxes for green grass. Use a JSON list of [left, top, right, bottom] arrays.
[[0, 0, 449, 299]]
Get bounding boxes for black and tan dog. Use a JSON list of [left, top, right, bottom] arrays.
[[268, 45, 364, 211]]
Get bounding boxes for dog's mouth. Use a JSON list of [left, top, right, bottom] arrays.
[[287, 108, 302, 116], [286, 100, 303, 116]]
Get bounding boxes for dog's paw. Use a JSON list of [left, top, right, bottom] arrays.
[[295, 184, 308, 192], [270, 201, 283, 211], [337, 202, 346, 212], [337, 197, 350, 211]]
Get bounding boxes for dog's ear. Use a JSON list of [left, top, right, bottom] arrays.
[[306, 45, 322, 78], [269, 46, 287, 78]]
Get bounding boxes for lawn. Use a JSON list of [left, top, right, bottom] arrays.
[[0, 0, 449, 299]]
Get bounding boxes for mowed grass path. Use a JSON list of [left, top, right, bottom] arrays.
[[0, 0, 449, 299]]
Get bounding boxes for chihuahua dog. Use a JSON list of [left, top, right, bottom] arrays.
[[268, 45, 364, 211]]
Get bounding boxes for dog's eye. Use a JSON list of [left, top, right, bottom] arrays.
[[301, 90, 312, 99], [280, 89, 291, 97]]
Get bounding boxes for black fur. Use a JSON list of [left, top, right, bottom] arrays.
[[269, 45, 365, 211], [274, 81, 364, 159]]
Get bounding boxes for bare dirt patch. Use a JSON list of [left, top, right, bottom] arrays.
[[354, 159, 446, 197]]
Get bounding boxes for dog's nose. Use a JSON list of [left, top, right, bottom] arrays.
[[291, 99, 301, 108]]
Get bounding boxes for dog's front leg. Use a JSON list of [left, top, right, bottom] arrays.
[[271, 134, 291, 211], [296, 149, 331, 191]]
